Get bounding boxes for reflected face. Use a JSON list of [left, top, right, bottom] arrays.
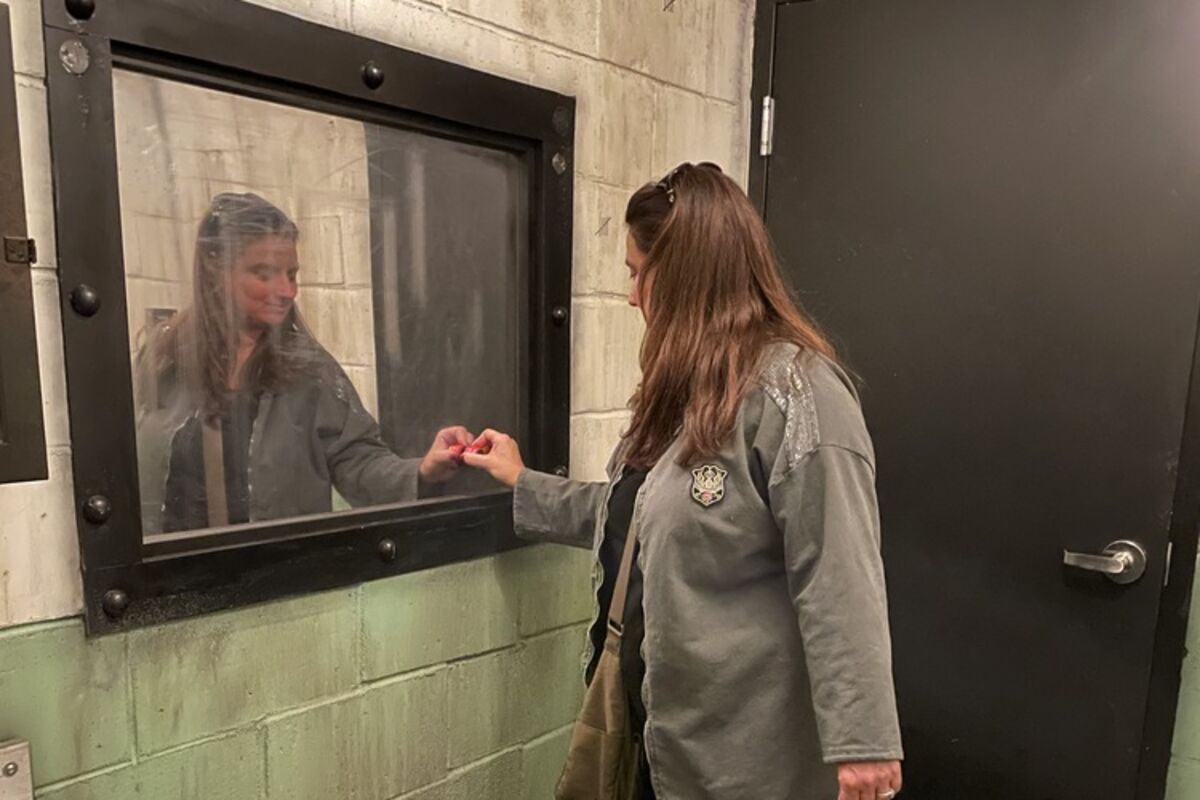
[[625, 231, 651, 321], [230, 234, 300, 329]]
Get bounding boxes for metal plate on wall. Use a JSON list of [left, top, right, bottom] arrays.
[[0, 741, 33, 800]]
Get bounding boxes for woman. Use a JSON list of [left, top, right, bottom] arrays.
[[135, 192, 468, 534], [466, 164, 903, 799]]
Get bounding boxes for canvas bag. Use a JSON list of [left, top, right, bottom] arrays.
[[555, 521, 643, 800]]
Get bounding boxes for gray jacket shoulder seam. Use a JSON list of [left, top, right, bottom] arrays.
[[816, 442, 877, 477], [767, 442, 876, 489]]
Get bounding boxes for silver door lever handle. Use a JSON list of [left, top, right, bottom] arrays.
[[1062, 540, 1147, 584], [1063, 551, 1129, 575]]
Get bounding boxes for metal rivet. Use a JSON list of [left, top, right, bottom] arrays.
[[102, 589, 129, 619], [2, 762, 17, 777], [554, 465, 568, 477], [59, 39, 90, 75], [378, 538, 396, 562], [551, 152, 568, 175], [552, 105, 571, 137], [70, 284, 101, 316], [551, 305, 568, 326], [65, 0, 96, 21], [362, 61, 385, 90], [83, 494, 111, 524]]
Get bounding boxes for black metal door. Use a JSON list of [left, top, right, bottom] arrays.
[[755, 1, 1200, 797]]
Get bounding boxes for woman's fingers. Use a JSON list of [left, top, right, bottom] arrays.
[[836, 762, 900, 800], [462, 430, 507, 463], [420, 427, 475, 484], [461, 441, 508, 469], [460, 450, 487, 468], [470, 428, 508, 448], [868, 761, 901, 797], [436, 425, 472, 448], [421, 424, 526, 486], [888, 762, 903, 796], [836, 763, 855, 800], [460, 429, 524, 487], [836, 765, 868, 800]]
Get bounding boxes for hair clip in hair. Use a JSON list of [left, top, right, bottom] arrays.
[[656, 174, 677, 205], [656, 165, 686, 206], [655, 162, 723, 206]]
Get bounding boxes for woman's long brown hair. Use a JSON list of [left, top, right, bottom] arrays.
[[136, 192, 305, 419], [622, 162, 836, 469]]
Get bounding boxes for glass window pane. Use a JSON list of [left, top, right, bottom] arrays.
[[113, 69, 527, 538], [366, 126, 526, 494]]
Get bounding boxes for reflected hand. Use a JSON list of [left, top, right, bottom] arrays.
[[836, 760, 901, 800], [419, 426, 474, 485], [461, 428, 525, 488]]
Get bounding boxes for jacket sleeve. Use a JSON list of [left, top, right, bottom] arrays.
[[769, 443, 904, 764], [512, 469, 608, 549], [316, 368, 420, 506]]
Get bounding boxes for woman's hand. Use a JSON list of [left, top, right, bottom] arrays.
[[836, 761, 902, 800], [419, 426, 474, 485], [461, 428, 525, 488]]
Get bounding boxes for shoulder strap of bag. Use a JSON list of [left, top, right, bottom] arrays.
[[202, 420, 230, 527], [607, 520, 640, 636]]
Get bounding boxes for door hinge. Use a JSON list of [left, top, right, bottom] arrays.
[[3, 237, 36, 265], [1164, 540, 1173, 588], [759, 95, 776, 157]]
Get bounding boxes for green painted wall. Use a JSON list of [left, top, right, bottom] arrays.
[[1167, 561, 1200, 798], [0, 545, 592, 799]]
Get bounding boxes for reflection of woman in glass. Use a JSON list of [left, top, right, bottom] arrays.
[[135, 192, 469, 534]]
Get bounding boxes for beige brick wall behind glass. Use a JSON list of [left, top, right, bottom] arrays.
[[113, 69, 379, 415]]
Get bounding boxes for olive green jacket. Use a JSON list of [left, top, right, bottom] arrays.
[[514, 345, 903, 799]]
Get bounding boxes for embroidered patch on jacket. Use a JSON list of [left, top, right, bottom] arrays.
[[691, 464, 728, 507]]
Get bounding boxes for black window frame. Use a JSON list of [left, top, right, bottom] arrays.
[[0, 2, 48, 485], [42, 0, 574, 635]]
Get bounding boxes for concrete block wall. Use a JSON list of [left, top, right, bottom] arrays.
[[0, 0, 755, 797], [0, 546, 593, 798]]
